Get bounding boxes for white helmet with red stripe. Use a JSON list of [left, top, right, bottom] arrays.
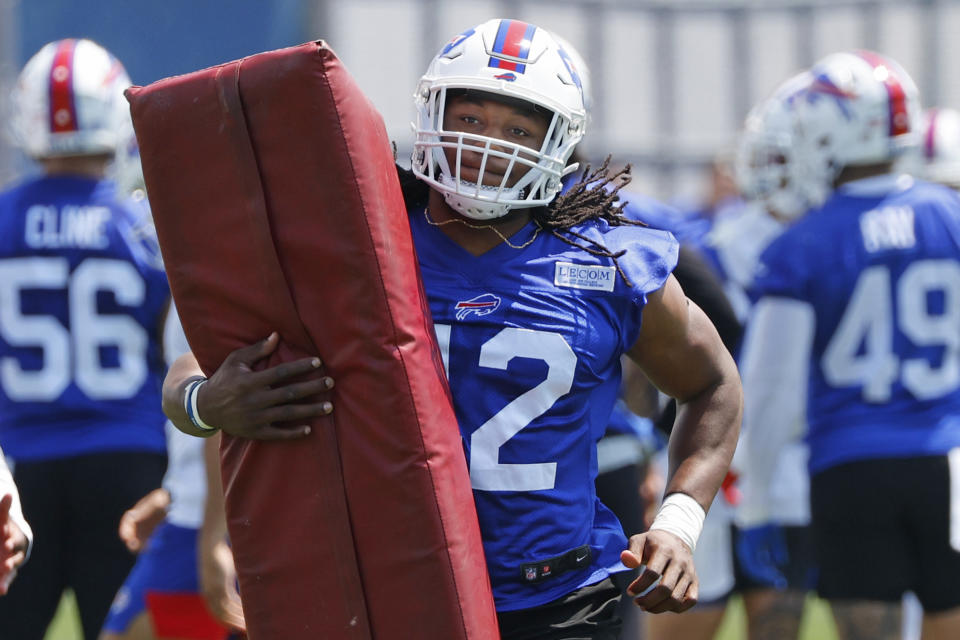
[[919, 107, 960, 188], [412, 19, 587, 220], [12, 38, 132, 158], [792, 50, 920, 187]]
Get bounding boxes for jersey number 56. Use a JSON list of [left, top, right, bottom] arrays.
[[0, 257, 149, 402]]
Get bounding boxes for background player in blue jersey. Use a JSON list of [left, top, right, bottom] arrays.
[[725, 71, 827, 640], [161, 19, 742, 638], [738, 50, 960, 640], [0, 40, 170, 639]]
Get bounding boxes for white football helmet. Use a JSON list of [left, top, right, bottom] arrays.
[[412, 19, 587, 220], [736, 72, 830, 220], [792, 50, 920, 187], [919, 107, 960, 188], [11, 38, 132, 158]]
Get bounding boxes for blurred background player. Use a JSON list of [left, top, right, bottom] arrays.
[[916, 107, 960, 191], [100, 308, 242, 640], [0, 39, 170, 639], [737, 50, 960, 640], [730, 70, 827, 640]]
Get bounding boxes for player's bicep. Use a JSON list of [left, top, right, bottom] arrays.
[[627, 275, 732, 402]]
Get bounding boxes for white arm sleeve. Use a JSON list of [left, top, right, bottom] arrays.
[[163, 302, 191, 366], [0, 448, 32, 558], [735, 297, 815, 528]]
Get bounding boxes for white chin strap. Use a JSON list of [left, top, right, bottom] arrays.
[[438, 173, 525, 220]]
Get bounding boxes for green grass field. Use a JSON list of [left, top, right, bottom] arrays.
[[45, 591, 837, 640], [46, 591, 81, 640], [714, 594, 838, 640]]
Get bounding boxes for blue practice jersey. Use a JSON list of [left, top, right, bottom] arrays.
[[410, 207, 678, 611], [752, 176, 960, 473], [0, 175, 170, 461]]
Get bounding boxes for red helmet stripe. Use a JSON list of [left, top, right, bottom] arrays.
[[48, 39, 79, 134], [488, 20, 535, 73], [500, 20, 531, 59], [856, 50, 910, 138]]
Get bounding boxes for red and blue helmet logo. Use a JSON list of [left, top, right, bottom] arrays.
[[494, 72, 517, 82], [441, 28, 475, 56], [487, 19, 537, 75], [556, 46, 583, 92], [799, 70, 858, 121]]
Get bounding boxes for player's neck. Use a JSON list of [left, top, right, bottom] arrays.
[[426, 190, 533, 257], [39, 154, 111, 179], [833, 163, 893, 188]]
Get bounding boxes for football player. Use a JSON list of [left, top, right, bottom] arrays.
[[163, 19, 742, 638], [0, 39, 171, 639], [738, 50, 960, 640], [917, 107, 960, 190], [730, 72, 825, 640]]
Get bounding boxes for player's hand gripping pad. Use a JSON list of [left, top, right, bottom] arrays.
[[126, 42, 498, 640]]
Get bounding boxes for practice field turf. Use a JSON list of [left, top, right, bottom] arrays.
[[715, 594, 838, 640], [44, 591, 839, 640], [46, 591, 80, 640]]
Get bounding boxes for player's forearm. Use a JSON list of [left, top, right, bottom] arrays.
[[162, 351, 214, 438], [200, 434, 229, 545], [664, 362, 743, 512]]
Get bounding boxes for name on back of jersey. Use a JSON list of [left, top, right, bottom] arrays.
[[24, 204, 111, 250], [860, 205, 916, 253]]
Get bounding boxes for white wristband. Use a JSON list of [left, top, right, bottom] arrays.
[[183, 378, 217, 432], [648, 493, 706, 552]]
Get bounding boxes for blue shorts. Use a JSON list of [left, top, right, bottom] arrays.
[[102, 520, 201, 633]]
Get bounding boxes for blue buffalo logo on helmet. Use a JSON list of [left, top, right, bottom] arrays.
[[454, 293, 502, 321], [803, 72, 858, 120], [556, 47, 583, 91]]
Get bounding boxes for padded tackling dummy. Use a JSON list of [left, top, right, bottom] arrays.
[[126, 42, 498, 640]]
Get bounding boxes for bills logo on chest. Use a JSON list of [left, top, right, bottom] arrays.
[[454, 293, 502, 320]]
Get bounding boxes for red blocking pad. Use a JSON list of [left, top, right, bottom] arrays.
[[126, 42, 498, 640]]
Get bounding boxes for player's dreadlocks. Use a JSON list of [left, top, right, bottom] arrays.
[[396, 156, 645, 286], [534, 156, 645, 286]]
